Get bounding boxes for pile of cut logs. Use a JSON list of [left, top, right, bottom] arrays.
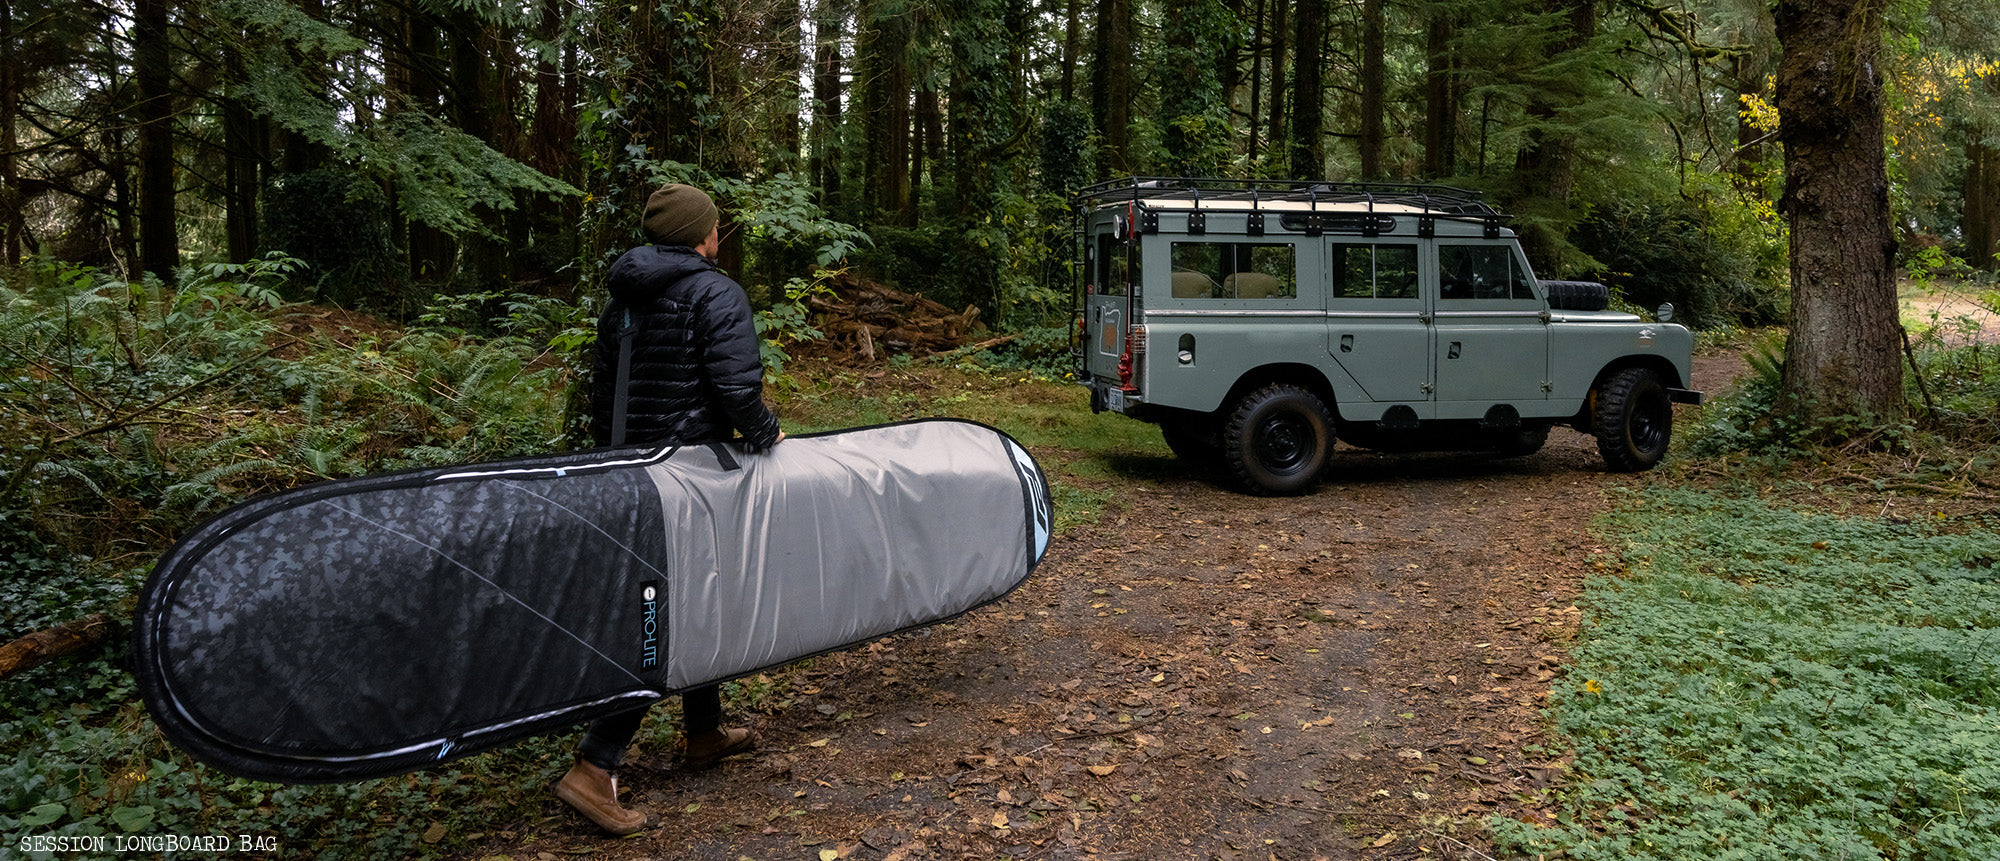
[[805, 271, 1003, 360]]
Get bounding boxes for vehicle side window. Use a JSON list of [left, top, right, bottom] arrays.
[[1332, 244, 1419, 299], [1095, 233, 1130, 297], [1438, 245, 1534, 301], [1169, 242, 1297, 300]]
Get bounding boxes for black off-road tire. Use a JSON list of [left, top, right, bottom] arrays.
[[1223, 384, 1334, 495], [1593, 367, 1673, 472]]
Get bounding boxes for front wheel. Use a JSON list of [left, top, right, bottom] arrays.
[[1223, 384, 1334, 495], [1593, 367, 1673, 472]]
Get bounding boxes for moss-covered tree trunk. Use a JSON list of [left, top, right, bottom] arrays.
[[1773, 0, 1903, 428]]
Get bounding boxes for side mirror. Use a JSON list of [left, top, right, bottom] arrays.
[[1656, 302, 1675, 323]]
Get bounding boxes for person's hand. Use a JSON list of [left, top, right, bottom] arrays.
[[773, 431, 787, 444]]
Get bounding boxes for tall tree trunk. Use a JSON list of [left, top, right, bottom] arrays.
[[948, 0, 1011, 315], [859, 4, 911, 224], [1359, 0, 1385, 179], [1266, 0, 1287, 170], [810, 3, 846, 200], [529, 0, 577, 182], [1288, 0, 1326, 178], [912, 86, 938, 217], [1423, 10, 1456, 178], [1217, 0, 1244, 135], [135, 0, 179, 280], [1061, 0, 1081, 102], [770, 0, 805, 162], [1773, 0, 1902, 428], [450, 9, 508, 289], [1966, 73, 2000, 271], [1969, 139, 2000, 270], [1090, 0, 1133, 176], [395, 3, 452, 282], [526, 0, 578, 283], [1160, 0, 1226, 176], [278, 0, 333, 174], [0, 0, 23, 263], [221, 52, 263, 263], [1510, 0, 1594, 268], [1246, 0, 1265, 163]]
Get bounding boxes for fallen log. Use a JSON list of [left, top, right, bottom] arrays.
[[923, 334, 1020, 363], [0, 614, 113, 679]]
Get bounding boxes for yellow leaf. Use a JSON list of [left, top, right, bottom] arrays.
[[1087, 765, 1117, 776], [820, 851, 839, 861], [1371, 832, 1399, 848], [1585, 679, 1604, 694], [991, 812, 1009, 828]]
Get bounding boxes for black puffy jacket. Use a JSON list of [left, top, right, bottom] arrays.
[[590, 245, 782, 450]]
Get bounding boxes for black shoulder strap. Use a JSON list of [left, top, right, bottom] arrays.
[[609, 308, 637, 447]]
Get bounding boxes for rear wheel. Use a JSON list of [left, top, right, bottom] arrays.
[[1593, 367, 1673, 472], [1223, 384, 1334, 495]]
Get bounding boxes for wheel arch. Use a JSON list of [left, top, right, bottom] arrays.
[[1216, 363, 1340, 416], [1574, 355, 1685, 433]]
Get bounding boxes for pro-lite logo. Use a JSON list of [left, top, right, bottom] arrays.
[[639, 583, 660, 669]]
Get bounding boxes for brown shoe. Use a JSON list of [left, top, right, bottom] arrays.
[[682, 727, 759, 770], [553, 760, 647, 836]]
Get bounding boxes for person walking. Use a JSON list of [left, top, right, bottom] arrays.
[[553, 182, 783, 835]]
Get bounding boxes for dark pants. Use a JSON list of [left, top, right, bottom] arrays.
[[578, 684, 722, 772]]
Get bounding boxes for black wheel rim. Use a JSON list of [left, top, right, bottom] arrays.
[[1255, 412, 1315, 474], [1630, 387, 1670, 455]]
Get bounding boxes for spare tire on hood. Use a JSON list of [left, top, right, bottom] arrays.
[[1542, 280, 1611, 312]]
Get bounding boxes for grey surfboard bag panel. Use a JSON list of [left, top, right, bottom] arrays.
[[133, 419, 1053, 784]]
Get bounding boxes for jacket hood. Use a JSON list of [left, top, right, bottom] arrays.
[[608, 245, 718, 303]]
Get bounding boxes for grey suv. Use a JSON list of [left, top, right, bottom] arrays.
[[1071, 177, 1702, 494]]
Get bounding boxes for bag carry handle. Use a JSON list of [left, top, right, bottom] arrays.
[[609, 308, 636, 447]]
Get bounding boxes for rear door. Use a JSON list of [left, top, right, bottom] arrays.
[[1325, 242, 1431, 415], [1430, 242, 1549, 417], [1083, 223, 1141, 400]]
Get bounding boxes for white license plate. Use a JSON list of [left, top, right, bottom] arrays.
[[1105, 387, 1126, 411]]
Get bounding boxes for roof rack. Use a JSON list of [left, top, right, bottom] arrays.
[[1073, 176, 1504, 221]]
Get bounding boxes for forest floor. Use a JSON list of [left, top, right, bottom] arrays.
[[444, 347, 1752, 861]]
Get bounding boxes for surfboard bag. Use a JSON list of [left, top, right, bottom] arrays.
[[133, 419, 1052, 784]]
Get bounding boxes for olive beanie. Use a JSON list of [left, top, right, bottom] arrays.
[[641, 183, 719, 247]]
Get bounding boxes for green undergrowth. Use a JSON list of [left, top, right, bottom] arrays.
[[1, 259, 588, 857], [1, 257, 1146, 858], [1496, 487, 2000, 860]]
